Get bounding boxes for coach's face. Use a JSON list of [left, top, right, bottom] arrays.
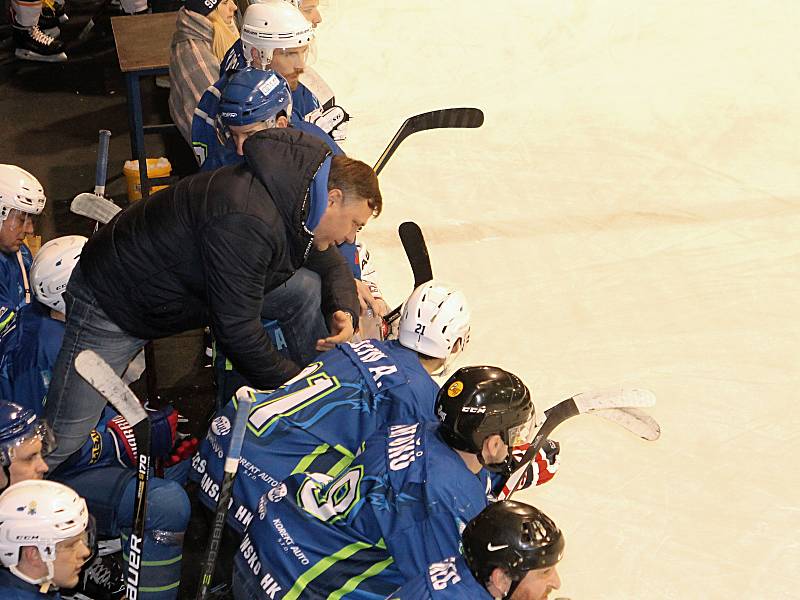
[[312, 189, 372, 250]]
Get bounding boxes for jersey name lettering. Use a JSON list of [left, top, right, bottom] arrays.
[[428, 557, 462, 590], [348, 340, 399, 388], [387, 423, 422, 471]]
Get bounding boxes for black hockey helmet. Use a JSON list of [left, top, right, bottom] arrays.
[[463, 500, 564, 591], [435, 366, 535, 470]]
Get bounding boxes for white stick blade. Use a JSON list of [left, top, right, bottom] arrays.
[[71, 193, 122, 224], [74, 350, 147, 425], [592, 407, 661, 441], [573, 387, 656, 413]]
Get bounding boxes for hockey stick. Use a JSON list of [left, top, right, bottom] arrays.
[[71, 130, 119, 227], [70, 193, 121, 225], [500, 388, 658, 500], [196, 387, 254, 600], [593, 406, 661, 442], [74, 349, 150, 600], [373, 108, 484, 176], [94, 130, 111, 200], [382, 221, 434, 326]]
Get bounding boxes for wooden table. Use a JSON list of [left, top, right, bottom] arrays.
[[112, 11, 178, 199]]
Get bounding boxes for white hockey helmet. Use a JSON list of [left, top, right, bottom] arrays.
[[0, 480, 91, 585], [30, 235, 87, 314], [0, 165, 46, 222], [399, 282, 471, 372], [241, 0, 315, 67]]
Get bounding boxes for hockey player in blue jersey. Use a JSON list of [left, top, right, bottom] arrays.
[[0, 236, 86, 414], [223, 1, 350, 137], [231, 365, 538, 599], [0, 400, 54, 493], [192, 281, 471, 533], [223, 1, 318, 120], [388, 500, 564, 600], [1, 236, 192, 600], [0, 165, 47, 410]]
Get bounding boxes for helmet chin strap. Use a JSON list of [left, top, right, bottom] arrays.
[[10, 560, 55, 591], [503, 578, 522, 599]]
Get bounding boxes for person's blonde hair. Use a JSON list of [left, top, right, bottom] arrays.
[[208, 2, 239, 62]]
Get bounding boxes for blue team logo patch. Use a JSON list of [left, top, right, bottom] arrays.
[[211, 416, 231, 437]]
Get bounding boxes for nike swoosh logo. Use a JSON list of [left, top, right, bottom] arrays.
[[487, 543, 509, 551]]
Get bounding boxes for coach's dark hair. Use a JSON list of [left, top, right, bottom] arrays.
[[327, 155, 382, 217]]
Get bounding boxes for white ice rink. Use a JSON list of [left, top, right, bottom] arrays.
[[314, 1, 799, 597]]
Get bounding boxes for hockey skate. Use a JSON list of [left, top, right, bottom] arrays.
[[13, 24, 67, 62]]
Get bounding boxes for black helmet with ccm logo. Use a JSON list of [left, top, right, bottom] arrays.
[[435, 366, 535, 465]]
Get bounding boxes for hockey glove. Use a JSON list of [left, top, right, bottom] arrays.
[[502, 439, 560, 494], [306, 105, 350, 141], [108, 405, 185, 465]]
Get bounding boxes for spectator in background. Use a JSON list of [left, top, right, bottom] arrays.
[[169, 0, 240, 143]]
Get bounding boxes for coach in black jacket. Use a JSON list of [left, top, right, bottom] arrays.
[[45, 128, 382, 469]]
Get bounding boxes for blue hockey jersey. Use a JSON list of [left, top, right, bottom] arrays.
[[0, 302, 61, 414], [0, 568, 62, 599], [387, 556, 491, 599], [0, 245, 34, 391], [193, 339, 441, 533], [231, 421, 491, 600]]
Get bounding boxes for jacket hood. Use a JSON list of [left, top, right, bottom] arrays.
[[243, 128, 332, 242], [172, 7, 213, 46]]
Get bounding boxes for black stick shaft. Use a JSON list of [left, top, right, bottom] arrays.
[[196, 391, 253, 600]]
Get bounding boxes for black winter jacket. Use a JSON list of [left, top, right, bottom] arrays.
[[80, 128, 359, 388]]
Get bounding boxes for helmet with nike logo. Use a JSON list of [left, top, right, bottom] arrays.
[[463, 500, 564, 595]]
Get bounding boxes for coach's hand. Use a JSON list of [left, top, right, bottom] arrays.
[[316, 310, 355, 351]]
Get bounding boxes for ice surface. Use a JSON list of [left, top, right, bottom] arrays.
[[317, 1, 800, 596]]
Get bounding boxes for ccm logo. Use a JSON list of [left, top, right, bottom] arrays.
[[461, 406, 486, 413]]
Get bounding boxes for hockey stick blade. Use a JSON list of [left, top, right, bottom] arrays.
[[71, 193, 122, 225], [593, 407, 661, 441], [74, 350, 146, 425], [74, 349, 150, 599], [383, 221, 433, 326], [500, 387, 658, 499], [197, 387, 254, 600], [399, 221, 433, 289], [373, 107, 484, 176]]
